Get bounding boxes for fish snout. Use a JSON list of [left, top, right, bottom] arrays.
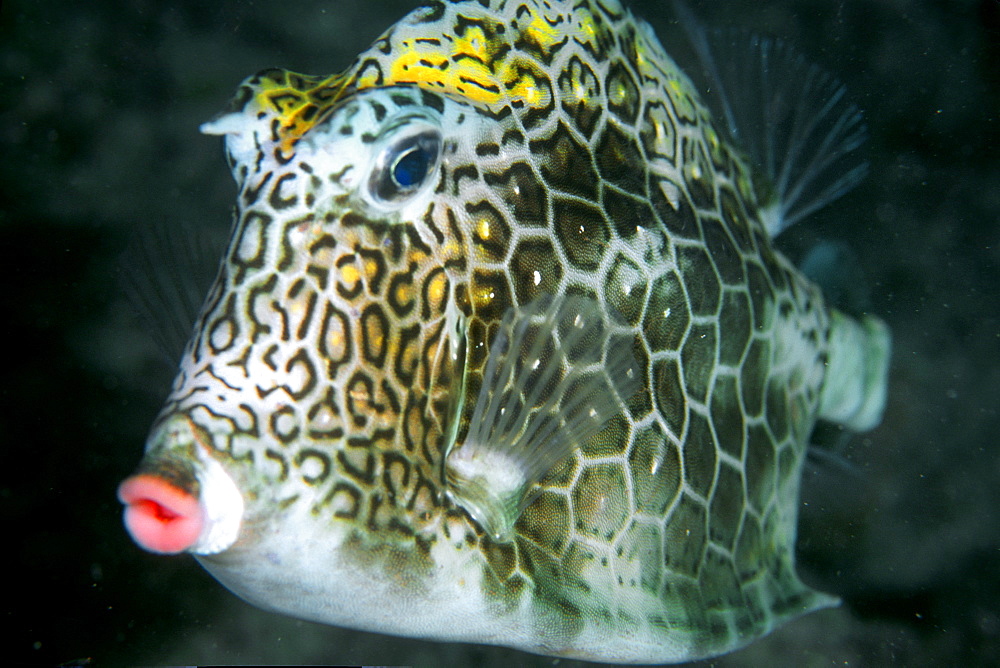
[[118, 415, 244, 555], [117, 473, 203, 554]]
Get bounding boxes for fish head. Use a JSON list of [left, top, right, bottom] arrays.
[[115, 0, 685, 638], [117, 0, 645, 563], [117, 68, 530, 593], [116, 0, 648, 616]]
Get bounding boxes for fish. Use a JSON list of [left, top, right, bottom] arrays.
[[116, 0, 891, 663]]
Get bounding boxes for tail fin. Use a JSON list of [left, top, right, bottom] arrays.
[[818, 310, 891, 432]]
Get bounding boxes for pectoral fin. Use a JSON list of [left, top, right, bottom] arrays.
[[445, 296, 641, 542]]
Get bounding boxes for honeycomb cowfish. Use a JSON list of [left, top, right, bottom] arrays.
[[117, 0, 891, 662]]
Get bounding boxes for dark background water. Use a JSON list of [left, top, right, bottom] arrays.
[[2, 0, 998, 665]]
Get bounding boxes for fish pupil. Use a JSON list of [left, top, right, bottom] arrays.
[[369, 123, 441, 207], [392, 145, 430, 188]]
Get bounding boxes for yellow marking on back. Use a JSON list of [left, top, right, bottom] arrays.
[[505, 64, 548, 106], [577, 8, 598, 40], [453, 26, 493, 64], [251, 71, 350, 153], [474, 283, 497, 308], [609, 77, 631, 107], [522, 7, 562, 54], [395, 282, 414, 308], [388, 46, 501, 105], [634, 38, 661, 83]]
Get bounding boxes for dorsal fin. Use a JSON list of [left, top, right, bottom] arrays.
[[673, 1, 868, 236]]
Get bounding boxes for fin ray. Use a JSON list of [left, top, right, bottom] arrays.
[[119, 218, 227, 365], [447, 296, 641, 541], [673, 3, 868, 235]]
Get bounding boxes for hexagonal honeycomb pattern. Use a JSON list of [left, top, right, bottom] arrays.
[[154, 0, 841, 661]]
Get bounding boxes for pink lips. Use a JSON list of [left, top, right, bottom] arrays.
[[117, 474, 203, 554]]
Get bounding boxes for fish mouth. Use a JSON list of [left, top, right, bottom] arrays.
[[118, 414, 244, 556], [117, 472, 204, 554]]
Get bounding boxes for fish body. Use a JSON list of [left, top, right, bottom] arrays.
[[117, 0, 890, 663]]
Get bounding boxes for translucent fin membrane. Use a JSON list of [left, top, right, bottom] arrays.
[[446, 296, 641, 541], [799, 240, 873, 314], [119, 218, 226, 365], [674, 2, 868, 235]]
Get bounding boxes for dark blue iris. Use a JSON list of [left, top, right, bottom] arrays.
[[370, 126, 441, 205], [392, 146, 431, 188]]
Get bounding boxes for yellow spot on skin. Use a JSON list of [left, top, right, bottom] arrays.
[[706, 126, 719, 151], [327, 330, 345, 353], [653, 120, 665, 143], [475, 285, 496, 307], [311, 244, 334, 271], [399, 334, 418, 373], [442, 240, 462, 258], [610, 80, 628, 105], [634, 40, 661, 81], [427, 271, 448, 311], [390, 49, 450, 79], [578, 10, 597, 40], [453, 26, 491, 63], [395, 282, 413, 307], [363, 257, 379, 282], [340, 263, 360, 286], [364, 315, 385, 357], [477, 217, 492, 240], [355, 70, 377, 90], [349, 385, 369, 404], [408, 247, 429, 266]]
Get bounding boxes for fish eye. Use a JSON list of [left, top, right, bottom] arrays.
[[368, 121, 442, 208], [392, 145, 431, 188]]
